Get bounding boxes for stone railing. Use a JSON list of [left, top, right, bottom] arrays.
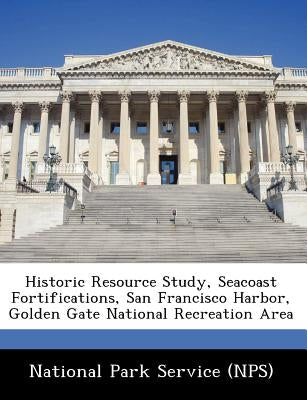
[[0, 67, 58, 80], [36, 162, 92, 179], [247, 161, 306, 201], [279, 68, 307, 80], [250, 161, 304, 175]]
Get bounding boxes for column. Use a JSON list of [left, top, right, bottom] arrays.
[[7, 102, 24, 185], [236, 90, 250, 182], [38, 101, 52, 162], [207, 90, 223, 184], [264, 91, 280, 162], [59, 91, 73, 163], [116, 90, 131, 185], [88, 91, 102, 174], [178, 90, 193, 184], [147, 90, 161, 185], [285, 101, 297, 153], [69, 110, 76, 163]]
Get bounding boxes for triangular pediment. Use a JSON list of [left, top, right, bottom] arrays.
[[60, 40, 278, 78]]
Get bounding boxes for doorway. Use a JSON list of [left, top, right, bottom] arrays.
[[159, 155, 178, 184], [110, 161, 119, 184]]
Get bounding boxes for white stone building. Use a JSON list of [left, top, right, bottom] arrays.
[[0, 40, 306, 189]]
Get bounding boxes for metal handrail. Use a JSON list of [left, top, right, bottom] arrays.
[[266, 179, 285, 198], [16, 179, 77, 198]]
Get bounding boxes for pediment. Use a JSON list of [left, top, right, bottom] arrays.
[[60, 40, 278, 78]]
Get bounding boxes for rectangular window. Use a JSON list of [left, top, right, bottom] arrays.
[[4, 161, 9, 180], [247, 121, 252, 134], [218, 122, 225, 134], [110, 122, 120, 135], [7, 122, 13, 133], [295, 121, 302, 132], [30, 161, 37, 180], [189, 122, 200, 134], [162, 121, 174, 134], [33, 122, 40, 133], [136, 122, 148, 135], [84, 122, 90, 134]]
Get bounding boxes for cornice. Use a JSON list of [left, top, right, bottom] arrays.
[[0, 82, 62, 91], [59, 70, 278, 80]]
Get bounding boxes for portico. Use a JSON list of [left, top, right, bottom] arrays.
[[0, 40, 306, 189]]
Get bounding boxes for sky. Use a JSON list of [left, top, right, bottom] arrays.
[[0, 0, 307, 68]]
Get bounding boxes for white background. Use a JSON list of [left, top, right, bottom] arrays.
[[0, 263, 306, 329]]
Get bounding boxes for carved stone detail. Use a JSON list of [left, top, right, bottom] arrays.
[[12, 101, 24, 113], [76, 45, 257, 73], [60, 90, 74, 103], [119, 90, 131, 103], [264, 90, 277, 103], [207, 90, 219, 103], [39, 101, 52, 113], [285, 101, 296, 112], [236, 90, 248, 102], [148, 90, 160, 102], [178, 90, 190, 102], [89, 90, 102, 103]]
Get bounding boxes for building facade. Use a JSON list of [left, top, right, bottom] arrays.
[[0, 40, 306, 187]]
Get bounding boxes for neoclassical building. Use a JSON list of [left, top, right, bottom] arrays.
[[0, 40, 306, 187]]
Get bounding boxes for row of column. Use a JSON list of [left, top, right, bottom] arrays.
[[5, 90, 299, 185]]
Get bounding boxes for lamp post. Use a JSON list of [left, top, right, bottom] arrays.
[[43, 144, 62, 192], [281, 144, 300, 191]]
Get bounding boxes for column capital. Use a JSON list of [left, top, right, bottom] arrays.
[[60, 90, 74, 103], [178, 90, 190, 103], [285, 101, 296, 112], [207, 90, 219, 103], [12, 101, 24, 113], [89, 90, 102, 103], [119, 90, 131, 103], [148, 90, 160, 102], [236, 90, 248, 103], [39, 101, 52, 113], [264, 90, 277, 104]]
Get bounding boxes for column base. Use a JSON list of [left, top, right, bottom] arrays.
[[178, 174, 193, 185], [147, 173, 161, 185], [116, 173, 130, 185], [239, 172, 249, 184], [209, 173, 224, 184]]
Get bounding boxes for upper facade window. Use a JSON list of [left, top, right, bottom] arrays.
[[136, 122, 148, 135], [84, 122, 90, 134], [110, 122, 120, 135], [189, 122, 199, 134], [218, 122, 225, 134], [7, 122, 13, 133], [247, 121, 252, 134], [295, 121, 302, 132], [162, 121, 175, 135], [32, 121, 40, 133]]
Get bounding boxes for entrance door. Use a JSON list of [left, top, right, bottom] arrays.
[[159, 155, 178, 184], [110, 161, 119, 184]]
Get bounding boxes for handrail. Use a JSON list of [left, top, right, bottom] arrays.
[[16, 180, 39, 193], [16, 179, 77, 198]]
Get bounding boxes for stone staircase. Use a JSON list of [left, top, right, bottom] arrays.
[[0, 184, 307, 262]]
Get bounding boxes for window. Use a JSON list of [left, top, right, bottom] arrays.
[[189, 122, 200, 134], [84, 122, 90, 134], [110, 122, 120, 135], [295, 121, 302, 132], [162, 121, 174, 134], [247, 121, 252, 134], [136, 122, 148, 135], [32, 122, 40, 133], [7, 122, 13, 133], [30, 161, 37, 180], [218, 122, 225, 134], [4, 161, 9, 180]]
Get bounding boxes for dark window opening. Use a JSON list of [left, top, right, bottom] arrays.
[[189, 122, 200, 134], [84, 122, 90, 134], [136, 122, 148, 135], [111, 122, 120, 135], [218, 122, 225, 134]]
